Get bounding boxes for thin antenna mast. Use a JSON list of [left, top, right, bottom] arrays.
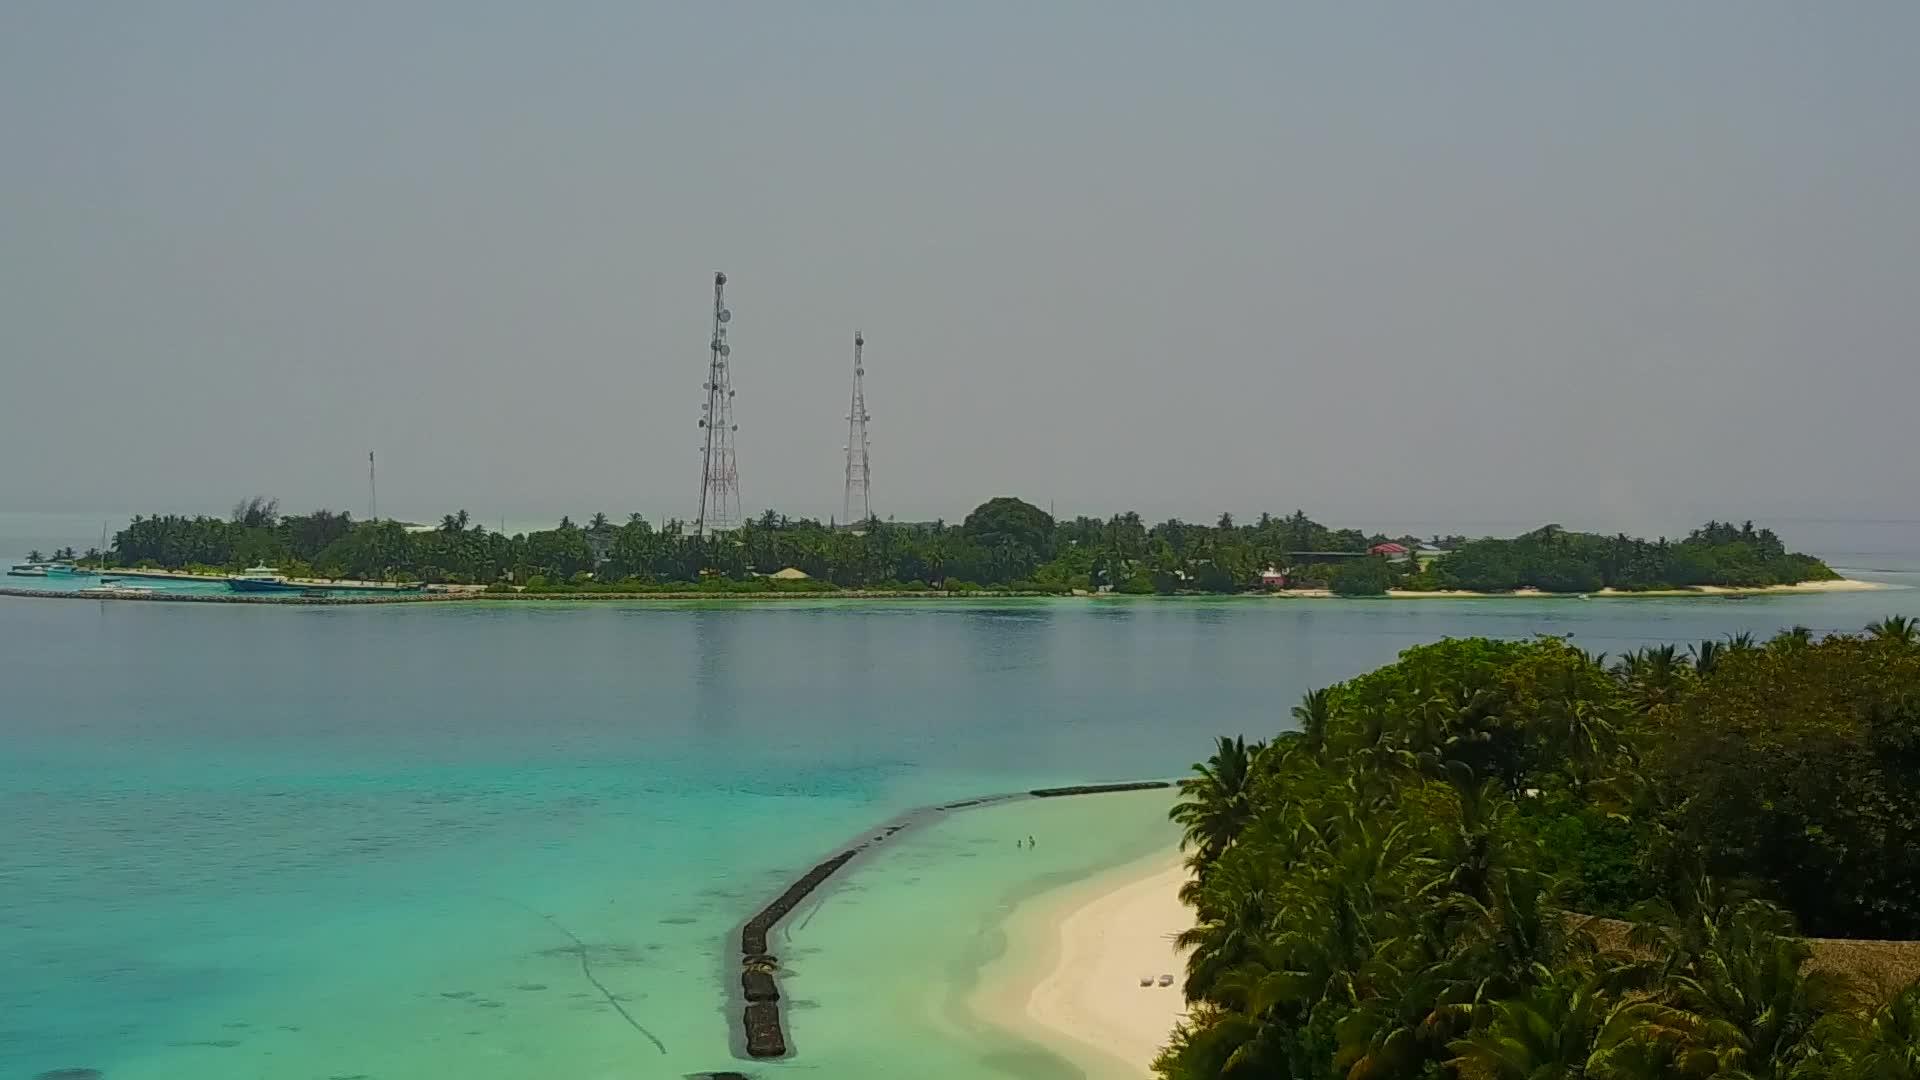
[[695, 272, 741, 536], [842, 330, 872, 524], [368, 451, 377, 523]]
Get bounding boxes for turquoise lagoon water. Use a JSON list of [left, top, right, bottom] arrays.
[[4, 537, 1919, 1078]]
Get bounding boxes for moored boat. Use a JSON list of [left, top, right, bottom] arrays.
[[228, 566, 305, 593], [8, 563, 49, 577]]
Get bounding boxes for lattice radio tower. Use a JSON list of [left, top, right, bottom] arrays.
[[695, 271, 740, 536], [842, 330, 872, 525]]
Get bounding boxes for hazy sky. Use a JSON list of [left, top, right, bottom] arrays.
[[3, 3, 1916, 530]]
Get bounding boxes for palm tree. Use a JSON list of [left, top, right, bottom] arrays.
[[1772, 625, 1815, 651], [1868, 615, 1918, 646], [1446, 968, 1614, 1080], [1291, 688, 1331, 752], [26, 549, 45, 563], [1610, 899, 1836, 1080], [1170, 736, 1265, 872], [1822, 981, 1920, 1080], [1612, 648, 1645, 680], [1619, 643, 1690, 714], [1176, 856, 1276, 1003], [1539, 665, 1622, 794], [1690, 639, 1723, 678]]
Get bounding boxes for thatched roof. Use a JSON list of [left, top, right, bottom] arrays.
[[1580, 915, 1920, 1006], [768, 567, 810, 580]]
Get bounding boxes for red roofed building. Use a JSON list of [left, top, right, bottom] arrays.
[[1369, 542, 1411, 562]]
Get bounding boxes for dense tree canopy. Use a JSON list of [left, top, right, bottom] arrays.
[[1159, 621, 1920, 1080], [96, 501, 1836, 597], [1422, 521, 1836, 592], [99, 500, 1385, 588], [1330, 556, 1395, 596]]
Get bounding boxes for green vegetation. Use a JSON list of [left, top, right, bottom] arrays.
[[94, 498, 1837, 596], [1415, 521, 1838, 593], [98, 500, 1382, 587], [1330, 557, 1396, 597], [1160, 621, 1920, 1080]]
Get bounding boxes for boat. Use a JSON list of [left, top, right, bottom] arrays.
[[79, 583, 155, 596], [227, 566, 305, 594], [90, 523, 113, 580], [7, 563, 48, 578]]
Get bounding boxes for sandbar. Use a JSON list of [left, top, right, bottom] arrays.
[[974, 852, 1191, 1077]]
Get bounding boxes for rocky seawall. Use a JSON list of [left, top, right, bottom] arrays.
[[726, 780, 1172, 1063]]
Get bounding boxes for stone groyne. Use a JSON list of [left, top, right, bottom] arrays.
[[1031, 780, 1171, 798], [728, 780, 1172, 1062]]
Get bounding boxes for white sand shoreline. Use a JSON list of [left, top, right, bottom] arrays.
[[973, 850, 1191, 1077], [1273, 577, 1888, 599]]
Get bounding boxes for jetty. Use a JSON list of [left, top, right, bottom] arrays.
[[726, 780, 1171, 1061]]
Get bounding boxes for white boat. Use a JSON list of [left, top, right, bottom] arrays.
[[8, 563, 49, 578], [79, 584, 155, 595]]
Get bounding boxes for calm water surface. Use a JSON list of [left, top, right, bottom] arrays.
[[3, 519, 1917, 1080]]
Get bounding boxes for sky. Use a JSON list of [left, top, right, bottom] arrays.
[[2, 3, 1916, 532]]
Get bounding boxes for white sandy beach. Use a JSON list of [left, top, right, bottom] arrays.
[[976, 853, 1192, 1077], [1273, 577, 1888, 600]]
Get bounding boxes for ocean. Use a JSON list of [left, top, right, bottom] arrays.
[[3, 514, 1918, 1079]]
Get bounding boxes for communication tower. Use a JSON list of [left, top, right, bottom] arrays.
[[842, 331, 872, 524], [695, 272, 741, 535]]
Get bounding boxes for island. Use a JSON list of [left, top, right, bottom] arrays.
[[11, 496, 1863, 602]]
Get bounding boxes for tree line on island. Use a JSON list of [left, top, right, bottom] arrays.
[[90, 496, 1836, 595], [1161, 617, 1920, 1080]]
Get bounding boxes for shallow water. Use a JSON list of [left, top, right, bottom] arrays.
[[3, 549, 1917, 1078]]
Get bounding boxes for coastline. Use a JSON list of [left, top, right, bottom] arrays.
[[83, 567, 442, 590], [2, 575, 1891, 606], [1278, 577, 1888, 599], [971, 849, 1191, 1078]]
